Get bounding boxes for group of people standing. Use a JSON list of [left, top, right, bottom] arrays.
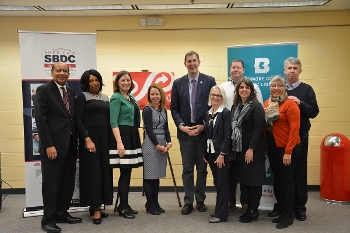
[[35, 63, 172, 233], [35, 51, 318, 233], [170, 52, 318, 230]]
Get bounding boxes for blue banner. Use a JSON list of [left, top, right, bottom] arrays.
[[227, 43, 298, 101]]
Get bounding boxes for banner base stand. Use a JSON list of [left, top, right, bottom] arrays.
[[22, 206, 90, 218]]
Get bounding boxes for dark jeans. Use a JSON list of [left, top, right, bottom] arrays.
[[268, 144, 301, 218], [179, 136, 207, 204]]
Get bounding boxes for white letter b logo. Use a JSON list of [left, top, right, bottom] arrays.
[[255, 58, 270, 73]]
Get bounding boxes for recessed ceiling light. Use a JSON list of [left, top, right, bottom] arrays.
[[232, 1, 329, 8], [0, 6, 38, 10], [41, 5, 132, 11], [137, 4, 228, 10]]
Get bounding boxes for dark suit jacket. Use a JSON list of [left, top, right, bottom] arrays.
[[203, 107, 234, 162], [171, 73, 216, 141], [34, 80, 77, 158]]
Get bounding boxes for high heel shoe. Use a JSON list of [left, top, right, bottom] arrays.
[[117, 206, 135, 219], [156, 206, 165, 213], [239, 209, 259, 223], [127, 204, 138, 214], [89, 207, 108, 218], [145, 203, 161, 215]]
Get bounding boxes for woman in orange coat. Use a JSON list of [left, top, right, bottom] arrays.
[[264, 75, 301, 229]]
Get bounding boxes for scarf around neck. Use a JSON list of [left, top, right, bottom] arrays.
[[231, 100, 252, 152], [265, 92, 287, 132]]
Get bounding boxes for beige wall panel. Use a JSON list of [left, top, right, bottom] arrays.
[[315, 94, 331, 108], [308, 164, 318, 178], [312, 122, 350, 138], [301, 65, 333, 81], [333, 64, 350, 79], [0, 153, 24, 167], [318, 79, 348, 93], [0, 139, 24, 153]]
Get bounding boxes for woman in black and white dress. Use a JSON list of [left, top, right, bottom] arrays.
[[142, 84, 172, 215]]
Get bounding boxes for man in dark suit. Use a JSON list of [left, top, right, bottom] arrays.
[[35, 62, 82, 233], [171, 51, 216, 215]]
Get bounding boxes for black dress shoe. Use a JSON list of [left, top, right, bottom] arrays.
[[181, 204, 193, 215], [268, 208, 281, 217], [41, 223, 61, 233], [295, 211, 307, 221], [276, 216, 294, 229], [117, 206, 135, 219], [89, 207, 108, 218], [239, 209, 259, 223], [196, 201, 207, 212], [56, 215, 82, 224], [127, 204, 138, 214], [93, 217, 101, 225], [272, 215, 283, 223]]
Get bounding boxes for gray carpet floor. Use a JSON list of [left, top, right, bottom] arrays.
[[0, 191, 349, 233]]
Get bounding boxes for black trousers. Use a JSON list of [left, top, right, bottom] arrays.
[[268, 144, 301, 218], [179, 136, 207, 205], [227, 160, 248, 205], [208, 153, 231, 220], [294, 137, 309, 213], [41, 137, 76, 225], [240, 183, 262, 210]]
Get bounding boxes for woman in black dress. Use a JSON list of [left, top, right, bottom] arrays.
[[76, 69, 113, 224], [231, 78, 265, 223]]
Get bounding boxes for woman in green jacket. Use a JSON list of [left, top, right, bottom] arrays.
[[110, 70, 143, 219]]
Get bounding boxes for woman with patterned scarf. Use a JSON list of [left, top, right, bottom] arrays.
[[231, 78, 266, 223], [264, 75, 301, 229]]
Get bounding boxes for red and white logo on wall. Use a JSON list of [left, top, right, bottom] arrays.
[[112, 72, 174, 110]]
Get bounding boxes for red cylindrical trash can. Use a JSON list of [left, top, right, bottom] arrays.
[[320, 133, 350, 204]]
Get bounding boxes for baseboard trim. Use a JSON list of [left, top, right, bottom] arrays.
[[2, 185, 321, 194]]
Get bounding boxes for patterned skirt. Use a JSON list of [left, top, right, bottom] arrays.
[[109, 125, 143, 169]]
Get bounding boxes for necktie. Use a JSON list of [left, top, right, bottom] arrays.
[[61, 86, 70, 114], [191, 79, 197, 122]]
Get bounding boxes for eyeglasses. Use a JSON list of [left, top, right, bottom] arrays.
[[270, 84, 284, 89], [210, 94, 222, 98]]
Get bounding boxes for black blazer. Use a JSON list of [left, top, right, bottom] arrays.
[[170, 73, 216, 141], [203, 107, 234, 162], [34, 80, 77, 158]]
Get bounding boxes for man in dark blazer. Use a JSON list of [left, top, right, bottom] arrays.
[[35, 62, 82, 233], [171, 51, 216, 215]]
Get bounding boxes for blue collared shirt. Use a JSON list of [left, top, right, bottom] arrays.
[[286, 80, 301, 90]]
